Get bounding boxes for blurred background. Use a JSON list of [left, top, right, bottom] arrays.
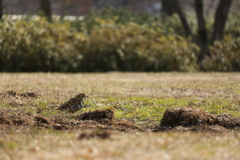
[[0, 0, 240, 72], [3, 0, 240, 16]]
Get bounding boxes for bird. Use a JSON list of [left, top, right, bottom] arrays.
[[56, 93, 88, 115]]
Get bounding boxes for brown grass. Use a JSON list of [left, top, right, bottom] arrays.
[[0, 72, 240, 160]]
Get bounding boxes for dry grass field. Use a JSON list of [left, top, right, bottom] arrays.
[[0, 72, 240, 160]]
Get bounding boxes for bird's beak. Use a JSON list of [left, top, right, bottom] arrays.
[[85, 96, 89, 98]]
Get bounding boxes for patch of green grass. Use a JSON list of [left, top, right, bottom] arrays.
[[0, 73, 239, 125], [28, 100, 49, 108], [203, 99, 240, 117], [80, 97, 240, 126], [80, 95, 240, 127]]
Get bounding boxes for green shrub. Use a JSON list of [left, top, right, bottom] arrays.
[[3, 8, 240, 72], [0, 18, 87, 72], [71, 6, 193, 37], [0, 16, 199, 72], [71, 5, 161, 32], [225, 12, 240, 38], [160, 13, 194, 37], [202, 35, 240, 71], [79, 22, 199, 72]]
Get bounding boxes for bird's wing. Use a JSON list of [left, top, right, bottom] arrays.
[[56, 101, 70, 110], [56, 97, 82, 110], [57, 96, 77, 110]]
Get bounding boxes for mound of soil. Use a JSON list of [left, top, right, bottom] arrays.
[[99, 119, 140, 130], [34, 116, 52, 128], [76, 109, 140, 131], [0, 108, 140, 131], [77, 109, 114, 121], [0, 112, 33, 127], [158, 107, 240, 131], [34, 116, 51, 124], [0, 114, 13, 126], [160, 107, 216, 127], [215, 114, 240, 129], [78, 129, 111, 140], [1, 107, 238, 133]]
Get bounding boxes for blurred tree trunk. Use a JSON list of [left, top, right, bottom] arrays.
[[174, 0, 193, 38], [92, 0, 100, 9], [195, 0, 207, 62], [40, 0, 52, 21], [122, 0, 129, 7], [0, 0, 2, 20], [162, 0, 232, 64], [162, 0, 177, 15], [162, 0, 193, 38], [212, 0, 232, 43]]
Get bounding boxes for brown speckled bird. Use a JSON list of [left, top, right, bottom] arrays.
[[56, 93, 88, 115]]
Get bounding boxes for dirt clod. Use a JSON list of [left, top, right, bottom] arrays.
[[20, 92, 37, 98], [76, 109, 140, 131], [160, 107, 216, 127], [77, 109, 114, 121], [215, 114, 240, 129], [0, 112, 31, 126], [0, 107, 238, 133], [12, 119, 27, 126], [7, 90, 17, 96], [78, 129, 111, 140], [0, 113, 13, 126], [34, 116, 51, 124], [4, 91, 37, 98], [159, 107, 240, 131]]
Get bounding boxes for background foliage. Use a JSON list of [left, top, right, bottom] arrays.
[[0, 18, 82, 72], [0, 6, 239, 72], [202, 35, 240, 71]]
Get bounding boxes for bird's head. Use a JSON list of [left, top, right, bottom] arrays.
[[76, 93, 88, 99]]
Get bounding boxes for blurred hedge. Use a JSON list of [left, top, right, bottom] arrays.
[[73, 6, 188, 37], [201, 12, 240, 72], [71, 5, 161, 32], [202, 35, 240, 71], [79, 22, 199, 71], [0, 6, 239, 72], [0, 16, 199, 72], [0, 18, 87, 72]]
